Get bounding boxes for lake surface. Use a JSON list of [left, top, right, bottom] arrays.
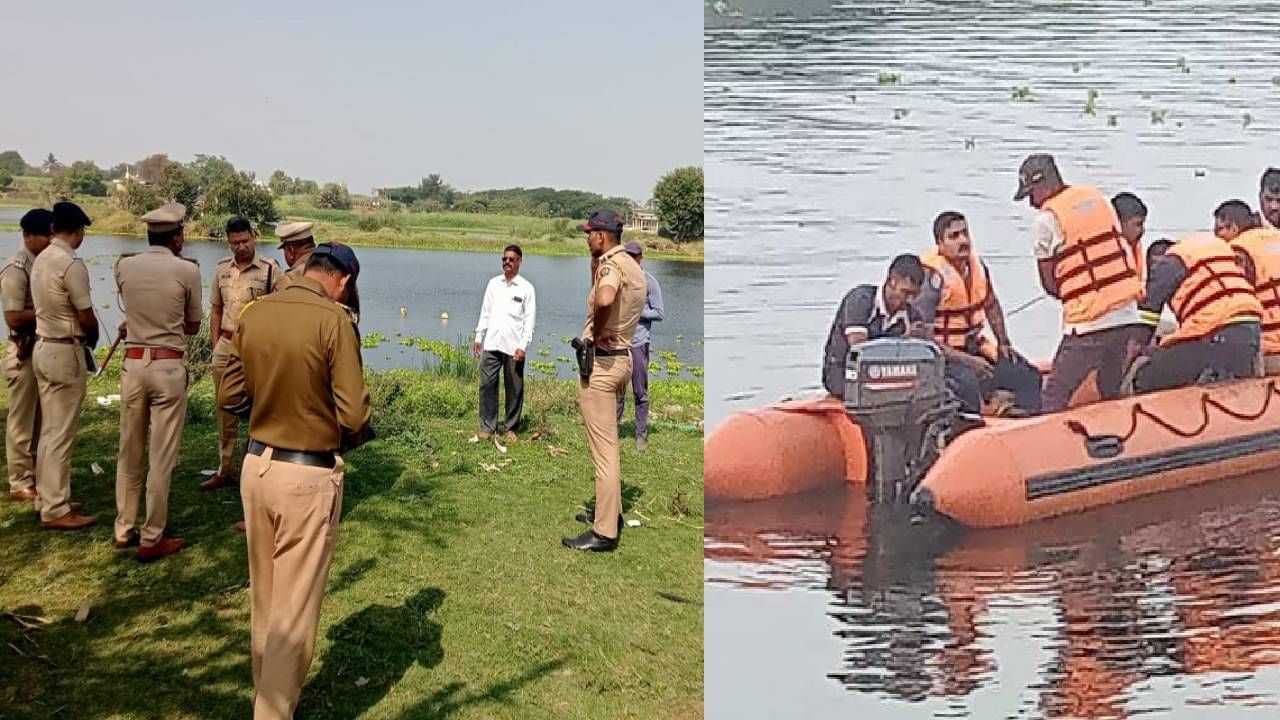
[[0, 231, 704, 380], [705, 0, 1280, 717]]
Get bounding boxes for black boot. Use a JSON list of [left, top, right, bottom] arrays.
[[561, 529, 618, 552]]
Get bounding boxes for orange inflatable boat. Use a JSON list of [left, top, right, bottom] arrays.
[[706, 338, 1280, 528]]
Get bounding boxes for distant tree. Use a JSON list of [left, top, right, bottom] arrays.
[[136, 153, 171, 184], [51, 160, 108, 198], [294, 178, 319, 195], [0, 150, 27, 176], [118, 180, 162, 215], [651, 166, 703, 241], [315, 182, 351, 210], [0, 170, 12, 191], [188, 154, 237, 192], [268, 169, 292, 195], [103, 162, 131, 180], [41, 153, 64, 176], [157, 163, 200, 215], [204, 171, 279, 226]]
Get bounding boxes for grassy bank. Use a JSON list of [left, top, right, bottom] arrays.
[[0, 192, 704, 263], [0, 333, 705, 719]]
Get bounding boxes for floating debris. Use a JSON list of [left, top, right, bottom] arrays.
[[1243, 113, 1253, 128], [1151, 109, 1168, 124], [892, 107, 911, 120], [1107, 114, 1118, 127], [1010, 85, 1032, 102], [877, 71, 900, 86], [1084, 89, 1099, 116], [1194, 168, 1207, 178], [964, 137, 976, 149]]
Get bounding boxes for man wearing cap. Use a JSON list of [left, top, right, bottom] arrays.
[[615, 241, 664, 450], [218, 241, 372, 717], [112, 202, 202, 561], [30, 201, 99, 530], [1014, 154, 1146, 412], [3, 209, 54, 503], [472, 244, 536, 442], [203, 216, 282, 492], [564, 209, 646, 552], [273, 221, 317, 292]]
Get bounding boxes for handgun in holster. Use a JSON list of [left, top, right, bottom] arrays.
[[83, 345, 97, 374], [571, 337, 594, 379], [12, 333, 35, 362]]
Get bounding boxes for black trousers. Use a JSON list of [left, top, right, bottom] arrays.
[[479, 350, 525, 434], [1042, 324, 1146, 412], [945, 354, 1043, 415], [1133, 322, 1261, 394]]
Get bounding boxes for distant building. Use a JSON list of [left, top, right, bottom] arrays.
[[627, 207, 659, 234]]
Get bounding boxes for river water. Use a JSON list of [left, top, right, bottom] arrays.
[[0, 229, 704, 380], [705, 1, 1280, 717]]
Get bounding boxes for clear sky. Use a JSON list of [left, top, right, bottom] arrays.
[[0, 0, 701, 201]]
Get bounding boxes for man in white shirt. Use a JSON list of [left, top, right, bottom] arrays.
[[472, 245, 536, 441]]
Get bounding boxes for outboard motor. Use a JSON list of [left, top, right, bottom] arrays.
[[843, 338, 964, 504]]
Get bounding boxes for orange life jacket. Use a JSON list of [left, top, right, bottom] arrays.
[[1162, 233, 1262, 346], [1230, 227, 1280, 354], [920, 249, 996, 360], [1043, 185, 1143, 323]]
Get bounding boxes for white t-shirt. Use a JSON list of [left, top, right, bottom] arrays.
[[1032, 210, 1140, 336], [474, 274, 536, 355]]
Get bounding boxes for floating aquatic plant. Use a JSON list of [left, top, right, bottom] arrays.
[[893, 107, 910, 120], [1084, 89, 1099, 116], [1010, 85, 1032, 101], [1151, 109, 1167, 124], [878, 72, 901, 85]]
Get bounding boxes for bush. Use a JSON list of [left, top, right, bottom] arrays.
[[652, 166, 704, 242], [315, 183, 351, 210], [355, 213, 402, 232]]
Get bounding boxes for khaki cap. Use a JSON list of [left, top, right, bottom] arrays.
[[139, 202, 186, 232], [276, 221, 315, 247]]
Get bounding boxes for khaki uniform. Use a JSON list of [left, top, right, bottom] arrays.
[[113, 248, 202, 546], [29, 238, 94, 522], [273, 248, 314, 292], [218, 276, 371, 720], [210, 253, 280, 476], [1, 247, 40, 495], [579, 245, 646, 539]]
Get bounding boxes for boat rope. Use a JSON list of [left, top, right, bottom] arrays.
[[1065, 380, 1280, 442]]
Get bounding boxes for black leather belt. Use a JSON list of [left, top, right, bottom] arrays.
[[596, 347, 630, 357], [246, 439, 336, 469]]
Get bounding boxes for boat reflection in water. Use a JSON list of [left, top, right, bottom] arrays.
[[706, 473, 1280, 717]]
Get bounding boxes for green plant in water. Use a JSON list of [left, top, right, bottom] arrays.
[[1082, 88, 1099, 116], [1151, 109, 1167, 124], [892, 108, 910, 120], [1010, 86, 1032, 101], [877, 71, 900, 86], [530, 361, 557, 376], [690, 366, 705, 378], [538, 348, 551, 357], [556, 356, 571, 364], [361, 331, 387, 349]]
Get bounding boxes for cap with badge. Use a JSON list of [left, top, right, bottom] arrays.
[[139, 202, 186, 232], [310, 242, 360, 280], [276, 221, 315, 248], [1013, 153, 1062, 201], [579, 208, 624, 234], [52, 201, 92, 229]]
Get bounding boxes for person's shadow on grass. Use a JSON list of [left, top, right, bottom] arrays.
[[297, 587, 445, 718]]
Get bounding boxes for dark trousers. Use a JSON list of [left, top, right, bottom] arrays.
[[945, 362, 982, 415], [615, 343, 651, 439], [944, 353, 1043, 415], [1042, 324, 1145, 412], [1133, 322, 1261, 394], [479, 350, 524, 434]]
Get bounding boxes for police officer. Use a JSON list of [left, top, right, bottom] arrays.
[[30, 201, 99, 530], [564, 209, 646, 552], [113, 202, 202, 561], [3, 209, 53, 502], [218, 242, 372, 718], [273, 221, 317, 291], [203, 216, 281, 492]]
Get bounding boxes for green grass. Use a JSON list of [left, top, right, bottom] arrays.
[[0, 335, 704, 719], [0, 192, 704, 263]]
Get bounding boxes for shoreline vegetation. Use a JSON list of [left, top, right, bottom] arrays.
[[0, 324, 705, 718], [0, 160, 704, 261]]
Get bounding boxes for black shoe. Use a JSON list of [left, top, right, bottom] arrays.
[[561, 529, 618, 552]]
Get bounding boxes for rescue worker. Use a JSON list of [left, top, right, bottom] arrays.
[[112, 203, 202, 561], [203, 216, 281, 492], [1214, 200, 1280, 375], [563, 209, 646, 552], [273, 221, 317, 291], [916, 211, 1042, 415], [218, 242, 372, 719], [3, 209, 53, 502], [1260, 167, 1280, 230], [1130, 232, 1262, 393], [821, 254, 984, 413], [1112, 192, 1149, 265], [1015, 153, 1145, 412], [30, 201, 99, 530]]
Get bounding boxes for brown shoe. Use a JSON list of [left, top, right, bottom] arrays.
[[199, 473, 232, 491], [42, 512, 97, 531], [114, 531, 140, 549], [137, 537, 185, 563], [35, 502, 82, 520], [234, 521, 246, 533], [8, 487, 37, 501]]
